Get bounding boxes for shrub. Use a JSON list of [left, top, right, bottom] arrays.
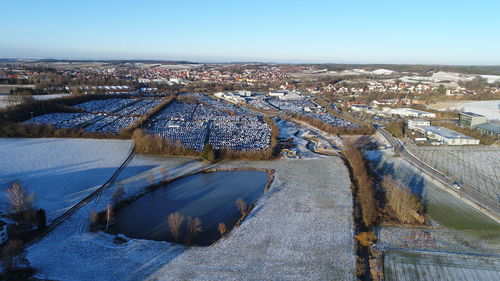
[[1, 239, 29, 272], [355, 231, 377, 247], [385, 121, 404, 138], [186, 217, 202, 245], [235, 198, 247, 216], [36, 209, 46, 230], [381, 176, 424, 224], [218, 223, 227, 236], [112, 186, 125, 205], [343, 143, 377, 227], [292, 113, 375, 135]]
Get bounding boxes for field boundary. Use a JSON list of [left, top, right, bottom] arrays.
[[26, 144, 136, 246]]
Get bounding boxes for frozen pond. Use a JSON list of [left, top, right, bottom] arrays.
[[108, 170, 270, 246]]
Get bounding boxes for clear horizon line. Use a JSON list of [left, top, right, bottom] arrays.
[[1, 56, 500, 67]]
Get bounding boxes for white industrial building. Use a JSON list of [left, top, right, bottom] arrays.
[[414, 126, 479, 145], [349, 105, 370, 112], [390, 108, 436, 118], [268, 90, 303, 100], [407, 119, 431, 130], [238, 90, 252, 97], [214, 92, 246, 104]]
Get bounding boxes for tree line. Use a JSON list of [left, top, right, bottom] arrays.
[[292, 113, 375, 135], [132, 115, 280, 161], [381, 176, 425, 224]]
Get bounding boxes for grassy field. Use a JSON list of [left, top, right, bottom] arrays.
[[384, 250, 500, 281], [365, 150, 499, 230], [408, 146, 499, 206], [367, 149, 500, 280]]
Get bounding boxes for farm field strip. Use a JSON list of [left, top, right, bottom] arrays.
[[384, 250, 500, 281], [408, 147, 500, 203], [366, 150, 500, 229]]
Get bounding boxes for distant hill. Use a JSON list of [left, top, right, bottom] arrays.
[[320, 64, 500, 76]]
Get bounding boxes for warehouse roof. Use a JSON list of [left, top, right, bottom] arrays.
[[476, 122, 500, 134], [420, 126, 477, 140], [460, 112, 485, 117]]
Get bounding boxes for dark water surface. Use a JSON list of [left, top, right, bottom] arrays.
[[108, 170, 269, 246]]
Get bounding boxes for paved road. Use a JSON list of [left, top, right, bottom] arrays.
[[377, 129, 499, 219]]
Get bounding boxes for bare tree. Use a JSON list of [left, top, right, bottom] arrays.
[[112, 185, 125, 205], [186, 217, 202, 244], [218, 222, 227, 237], [105, 204, 113, 231], [147, 172, 155, 185], [4, 182, 34, 213], [1, 239, 28, 272], [159, 167, 169, 180], [381, 175, 423, 224], [168, 212, 184, 242], [235, 198, 247, 216], [89, 210, 99, 232]]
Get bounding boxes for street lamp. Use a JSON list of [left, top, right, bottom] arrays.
[[30, 111, 33, 120]]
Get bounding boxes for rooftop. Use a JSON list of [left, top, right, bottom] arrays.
[[460, 112, 485, 118], [421, 126, 477, 140], [408, 118, 430, 123], [475, 122, 500, 134]]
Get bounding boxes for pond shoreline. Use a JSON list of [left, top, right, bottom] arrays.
[[92, 167, 275, 246]]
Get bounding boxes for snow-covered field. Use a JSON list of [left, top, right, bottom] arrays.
[[26, 153, 356, 280], [365, 149, 499, 230], [400, 71, 477, 84], [384, 250, 500, 281], [277, 119, 323, 159], [408, 146, 500, 204], [0, 138, 133, 220], [428, 99, 500, 120], [480, 75, 500, 83], [366, 148, 500, 280]]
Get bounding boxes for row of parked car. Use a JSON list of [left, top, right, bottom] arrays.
[[147, 98, 271, 151]]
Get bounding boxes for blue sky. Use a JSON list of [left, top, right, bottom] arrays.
[[2, 0, 499, 64]]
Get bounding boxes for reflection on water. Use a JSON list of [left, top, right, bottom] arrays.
[[108, 170, 269, 246]]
